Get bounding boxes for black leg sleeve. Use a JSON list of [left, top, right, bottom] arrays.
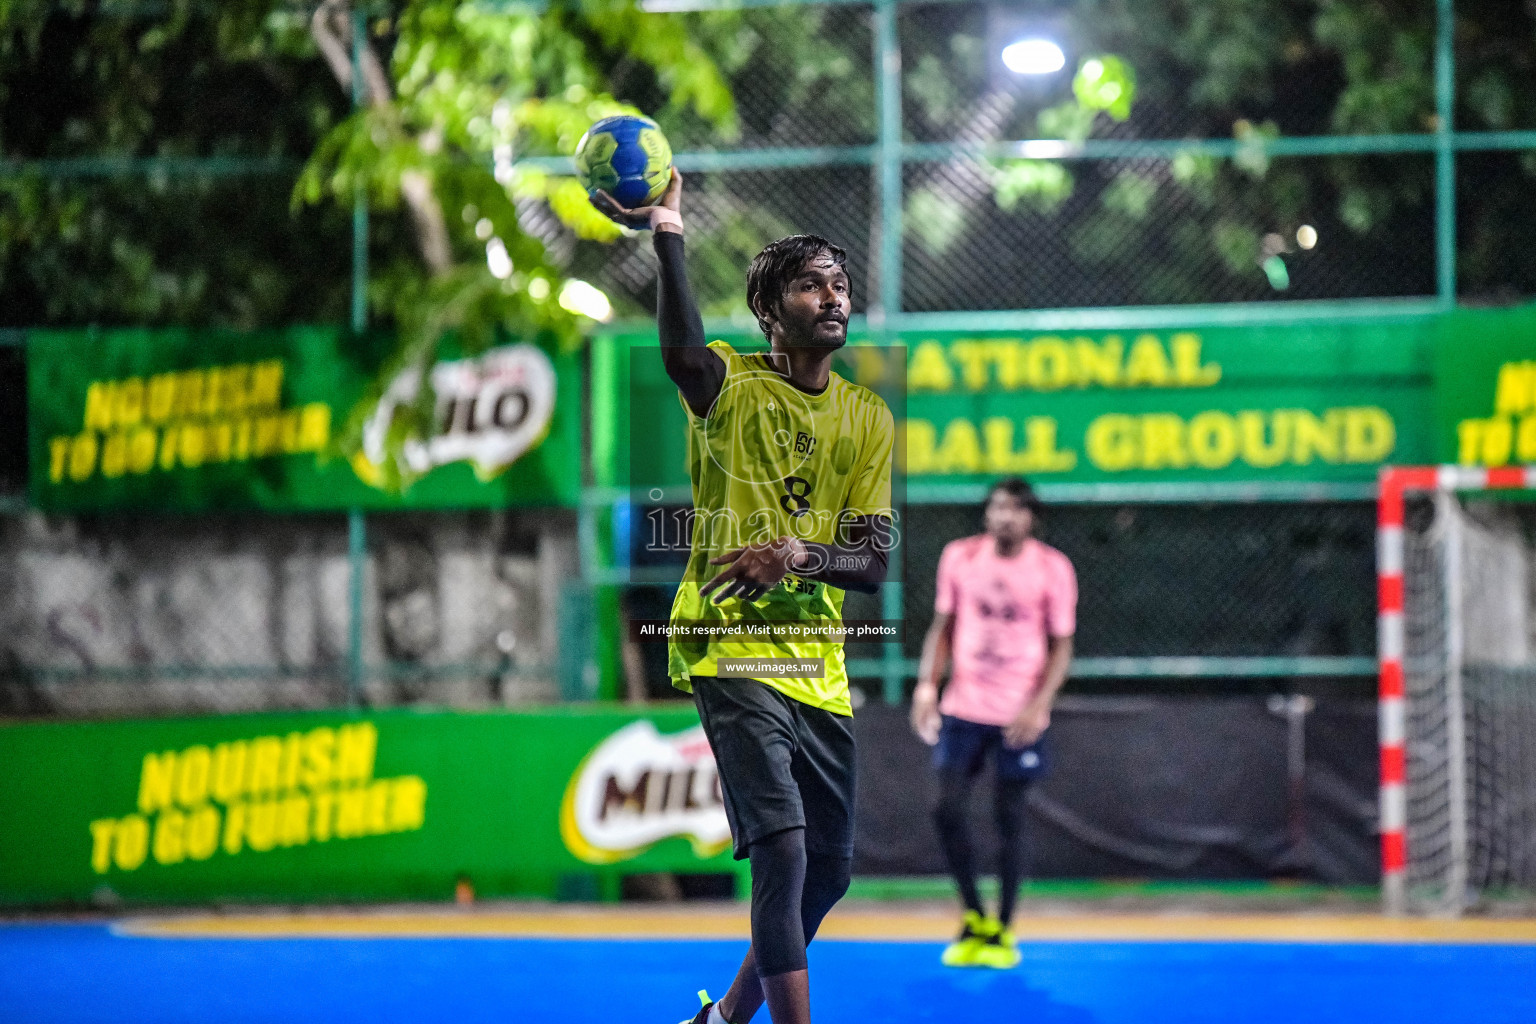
[[933, 767, 983, 915], [748, 827, 809, 977], [995, 777, 1032, 926], [800, 849, 853, 945]]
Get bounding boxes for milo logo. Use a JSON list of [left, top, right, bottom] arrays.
[[559, 721, 731, 864], [353, 343, 557, 486]]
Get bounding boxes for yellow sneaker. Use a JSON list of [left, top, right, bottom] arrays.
[[972, 923, 1021, 969], [679, 989, 713, 1024], [940, 910, 995, 967]]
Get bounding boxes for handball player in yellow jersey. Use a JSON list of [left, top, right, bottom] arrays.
[[596, 170, 895, 1024]]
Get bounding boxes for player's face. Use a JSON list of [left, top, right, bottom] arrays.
[[984, 491, 1033, 544], [773, 255, 850, 349]]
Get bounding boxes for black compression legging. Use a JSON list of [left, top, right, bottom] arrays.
[[933, 769, 1032, 924], [748, 826, 853, 977]]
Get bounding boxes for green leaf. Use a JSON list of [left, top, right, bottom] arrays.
[[1073, 55, 1136, 122], [548, 177, 624, 241], [1233, 118, 1280, 177], [1036, 101, 1096, 142], [1213, 220, 1259, 275], [906, 186, 967, 254], [991, 160, 1074, 215], [1102, 172, 1158, 222]]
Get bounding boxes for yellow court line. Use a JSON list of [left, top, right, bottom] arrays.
[[123, 910, 752, 940], [119, 909, 1536, 945]]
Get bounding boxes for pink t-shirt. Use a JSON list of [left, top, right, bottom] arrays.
[[934, 534, 1077, 726]]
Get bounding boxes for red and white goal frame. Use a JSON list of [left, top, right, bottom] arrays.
[[1377, 464, 1536, 913]]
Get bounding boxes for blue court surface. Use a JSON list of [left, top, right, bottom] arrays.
[[4, 918, 1535, 1024]]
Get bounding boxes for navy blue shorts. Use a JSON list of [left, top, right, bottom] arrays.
[[933, 714, 1048, 783]]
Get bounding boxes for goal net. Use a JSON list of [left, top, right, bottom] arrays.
[[1380, 467, 1536, 915]]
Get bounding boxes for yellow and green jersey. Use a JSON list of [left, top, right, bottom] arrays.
[[668, 340, 896, 716]]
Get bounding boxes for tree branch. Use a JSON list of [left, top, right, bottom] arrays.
[[310, 0, 452, 277], [400, 169, 453, 275], [309, 0, 353, 93]]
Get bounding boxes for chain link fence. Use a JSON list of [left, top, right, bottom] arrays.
[[504, 1, 1536, 315], [553, 166, 875, 320], [0, 506, 576, 718], [896, 501, 1377, 661], [0, 173, 356, 329], [617, 498, 1378, 704], [831, 500, 1378, 697], [7, 0, 1536, 719], [638, 5, 877, 152], [8, 0, 1536, 324], [546, 150, 1450, 317], [899, 155, 1437, 310]]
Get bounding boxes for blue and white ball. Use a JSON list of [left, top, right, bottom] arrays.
[[574, 114, 674, 209]]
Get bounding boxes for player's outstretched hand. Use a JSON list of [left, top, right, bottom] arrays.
[[591, 167, 683, 231], [700, 537, 802, 605]]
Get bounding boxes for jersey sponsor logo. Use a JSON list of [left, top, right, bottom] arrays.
[[559, 721, 731, 864], [353, 343, 557, 487]]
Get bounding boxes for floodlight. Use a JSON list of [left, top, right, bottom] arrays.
[[1001, 38, 1066, 75]]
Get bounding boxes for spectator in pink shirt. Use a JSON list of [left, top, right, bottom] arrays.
[[910, 477, 1077, 969]]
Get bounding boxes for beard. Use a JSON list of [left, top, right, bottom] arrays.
[[782, 310, 848, 349]]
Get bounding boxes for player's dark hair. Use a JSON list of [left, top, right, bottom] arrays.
[[987, 476, 1043, 515], [746, 234, 849, 341]]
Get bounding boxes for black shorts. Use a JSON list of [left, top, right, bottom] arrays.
[[692, 676, 856, 861], [933, 714, 1049, 783]]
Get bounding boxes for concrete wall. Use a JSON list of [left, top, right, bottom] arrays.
[[0, 509, 578, 717]]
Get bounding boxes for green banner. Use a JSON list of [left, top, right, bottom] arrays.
[[28, 328, 581, 511], [0, 707, 743, 905], [1435, 305, 1536, 466], [598, 317, 1435, 490]]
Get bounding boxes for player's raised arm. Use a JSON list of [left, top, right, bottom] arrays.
[[592, 168, 723, 418]]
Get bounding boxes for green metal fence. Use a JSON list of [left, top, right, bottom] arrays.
[[3, 0, 1532, 710], [564, 0, 1533, 704]]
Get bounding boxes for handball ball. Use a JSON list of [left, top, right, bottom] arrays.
[[574, 114, 673, 209]]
